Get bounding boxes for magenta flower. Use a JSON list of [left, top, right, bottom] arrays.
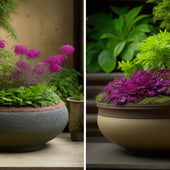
[[60, 44, 75, 55], [0, 40, 7, 49], [11, 70, 22, 78], [43, 55, 66, 73], [33, 65, 44, 75], [100, 70, 170, 105], [27, 49, 41, 59], [14, 45, 28, 55], [16, 61, 30, 70]]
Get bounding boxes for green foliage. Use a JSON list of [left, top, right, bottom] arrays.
[[119, 30, 170, 76], [147, 0, 170, 31], [49, 67, 82, 104], [87, 5, 157, 73], [0, 84, 60, 107], [96, 93, 111, 104], [70, 94, 84, 101], [0, 48, 16, 89], [138, 95, 170, 105], [0, 0, 19, 38]]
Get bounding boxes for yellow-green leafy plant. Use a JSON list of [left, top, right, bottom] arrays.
[[118, 30, 170, 77]]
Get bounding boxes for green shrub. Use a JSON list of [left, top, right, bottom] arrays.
[[49, 67, 82, 104]]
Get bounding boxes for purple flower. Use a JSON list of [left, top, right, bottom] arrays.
[[60, 44, 75, 55], [100, 70, 170, 105], [0, 40, 7, 49], [33, 65, 44, 75], [27, 49, 41, 59], [16, 61, 30, 70], [43, 55, 66, 73], [14, 45, 28, 55], [11, 70, 21, 78], [47, 63, 61, 73]]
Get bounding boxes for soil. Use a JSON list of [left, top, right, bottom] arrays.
[[0, 100, 65, 112]]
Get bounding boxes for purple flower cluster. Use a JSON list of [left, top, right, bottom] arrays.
[[60, 44, 75, 55], [11, 70, 21, 78], [0, 40, 6, 49], [16, 61, 30, 70], [101, 70, 170, 105], [33, 65, 44, 75], [27, 49, 41, 59], [5, 42, 74, 87], [14, 45, 28, 56], [43, 55, 67, 73], [14, 46, 41, 59]]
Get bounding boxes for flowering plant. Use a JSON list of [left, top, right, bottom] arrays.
[[96, 31, 170, 105], [0, 40, 75, 107], [96, 70, 170, 105]]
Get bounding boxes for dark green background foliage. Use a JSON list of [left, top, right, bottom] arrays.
[[87, 5, 157, 73], [0, 84, 60, 107], [0, 0, 19, 38], [147, 0, 170, 31], [49, 67, 82, 104]]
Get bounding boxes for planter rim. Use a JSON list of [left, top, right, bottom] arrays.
[[96, 102, 170, 110], [67, 97, 84, 103], [97, 102, 170, 119], [0, 100, 65, 112]]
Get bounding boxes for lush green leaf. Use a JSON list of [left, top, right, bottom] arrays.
[[110, 6, 129, 16], [98, 50, 116, 73], [114, 41, 126, 57]]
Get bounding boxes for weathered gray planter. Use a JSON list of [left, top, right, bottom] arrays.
[[67, 98, 84, 141], [0, 100, 68, 152]]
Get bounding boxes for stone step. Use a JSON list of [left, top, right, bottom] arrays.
[[86, 99, 98, 113], [87, 72, 123, 85], [86, 85, 104, 99]]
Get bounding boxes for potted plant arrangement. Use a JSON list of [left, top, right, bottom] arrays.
[[0, 40, 75, 152], [49, 67, 84, 141], [96, 30, 170, 153]]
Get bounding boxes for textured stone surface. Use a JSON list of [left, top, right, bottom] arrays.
[[0, 106, 68, 148]]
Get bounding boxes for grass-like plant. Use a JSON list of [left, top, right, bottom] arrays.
[[0, 0, 19, 38], [147, 0, 170, 31]]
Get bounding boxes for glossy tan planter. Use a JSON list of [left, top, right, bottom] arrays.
[[0, 100, 68, 152], [97, 102, 170, 152]]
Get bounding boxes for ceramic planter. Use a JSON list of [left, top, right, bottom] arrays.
[[97, 102, 170, 153], [67, 98, 84, 141], [0, 100, 68, 152]]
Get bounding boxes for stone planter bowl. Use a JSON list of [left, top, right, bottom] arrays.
[[97, 102, 170, 153], [0, 100, 68, 152]]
